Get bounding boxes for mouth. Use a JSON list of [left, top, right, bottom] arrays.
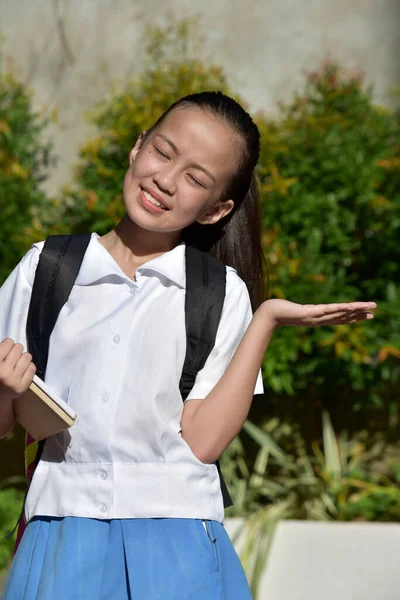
[[141, 188, 170, 211]]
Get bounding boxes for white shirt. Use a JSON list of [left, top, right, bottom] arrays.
[[0, 234, 263, 524]]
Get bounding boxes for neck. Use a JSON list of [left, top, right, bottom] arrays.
[[99, 214, 181, 270]]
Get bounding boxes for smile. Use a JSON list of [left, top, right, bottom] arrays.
[[142, 189, 169, 210]]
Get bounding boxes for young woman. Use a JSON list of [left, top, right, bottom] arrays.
[[0, 92, 376, 599]]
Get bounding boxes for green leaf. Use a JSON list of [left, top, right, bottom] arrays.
[[243, 420, 288, 466]]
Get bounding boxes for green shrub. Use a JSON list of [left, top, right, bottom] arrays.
[[257, 61, 400, 422], [0, 47, 53, 284], [0, 486, 24, 571], [224, 415, 400, 522]]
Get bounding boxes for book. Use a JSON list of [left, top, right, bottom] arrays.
[[14, 375, 77, 441]]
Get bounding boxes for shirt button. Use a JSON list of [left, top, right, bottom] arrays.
[[100, 393, 110, 404], [129, 286, 135, 295], [100, 470, 108, 480], [99, 503, 108, 513], [113, 335, 121, 344]]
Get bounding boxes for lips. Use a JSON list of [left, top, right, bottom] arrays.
[[141, 187, 170, 210]]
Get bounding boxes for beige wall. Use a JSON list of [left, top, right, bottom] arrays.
[[1, 0, 399, 193]]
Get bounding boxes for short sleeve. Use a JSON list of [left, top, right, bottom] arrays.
[[0, 242, 44, 350], [185, 267, 264, 401]]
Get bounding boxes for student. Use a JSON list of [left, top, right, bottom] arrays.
[[0, 91, 376, 599]]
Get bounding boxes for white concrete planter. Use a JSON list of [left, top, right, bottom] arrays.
[[225, 518, 400, 599]]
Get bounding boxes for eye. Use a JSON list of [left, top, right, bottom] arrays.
[[154, 146, 169, 160], [187, 174, 205, 188]]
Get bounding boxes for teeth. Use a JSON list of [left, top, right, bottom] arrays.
[[143, 189, 165, 209]]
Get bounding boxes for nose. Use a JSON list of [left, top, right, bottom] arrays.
[[153, 164, 177, 195]]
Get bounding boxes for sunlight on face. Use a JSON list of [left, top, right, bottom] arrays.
[[123, 106, 241, 237]]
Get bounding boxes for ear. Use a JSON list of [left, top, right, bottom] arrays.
[[129, 131, 147, 165], [197, 199, 235, 225]]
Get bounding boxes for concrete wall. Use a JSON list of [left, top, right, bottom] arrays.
[[226, 519, 400, 599], [1, 0, 399, 193]]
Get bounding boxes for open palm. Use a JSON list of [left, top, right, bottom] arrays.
[[263, 299, 377, 328]]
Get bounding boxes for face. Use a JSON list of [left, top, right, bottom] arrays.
[[122, 106, 240, 240]]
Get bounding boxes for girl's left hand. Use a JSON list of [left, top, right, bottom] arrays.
[[262, 299, 377, 328]]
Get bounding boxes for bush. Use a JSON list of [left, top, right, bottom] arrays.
[[0, 486, 24, 572], [0, 47, 53, 284], [257, 62, 400, 427]]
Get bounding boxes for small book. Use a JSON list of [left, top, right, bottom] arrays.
[[14, 375, 77, 441]]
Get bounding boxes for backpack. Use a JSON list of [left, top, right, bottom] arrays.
[[13, 234, 232, 549]]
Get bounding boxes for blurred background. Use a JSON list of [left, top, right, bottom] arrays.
[[0, 1, 399, 597]]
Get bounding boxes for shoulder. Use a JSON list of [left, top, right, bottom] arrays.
[[18, 241, 45, 287], [225, 266, 250, 297], [223, 266, 252, 317]]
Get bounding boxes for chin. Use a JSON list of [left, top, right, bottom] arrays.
[[122, 205, 163, 234]]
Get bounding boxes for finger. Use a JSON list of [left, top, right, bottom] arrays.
[[335, 312, 375, 324], [13, 352, 34, 379], [309, 302, 377, 316], [338, 302, 376, 311], [333, 310, 375, 320], [0, 339, 16, 362], [2, 343, 24, 369], [19, 362, 37, 392], [313, 312, 375, 326], [349, 313, 374, 322]]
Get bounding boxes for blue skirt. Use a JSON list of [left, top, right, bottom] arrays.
[[2, 517, 252, 599]]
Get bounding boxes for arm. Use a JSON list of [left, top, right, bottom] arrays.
[[0, 245, 42, 439], [0, 339, 36, 439], [181, 299, 376, 464]]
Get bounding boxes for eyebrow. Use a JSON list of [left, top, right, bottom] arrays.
[[155, 133, 216, 183]]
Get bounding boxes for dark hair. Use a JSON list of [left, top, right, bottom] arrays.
[[148, 91, 266, 310]]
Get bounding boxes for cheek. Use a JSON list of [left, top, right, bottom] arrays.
[[122, 168, 131, 193], [123, 165, 138, 194], [179, 187, 215, 219], [129, 150, 158, 179]]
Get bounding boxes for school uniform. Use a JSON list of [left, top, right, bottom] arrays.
[[1, 233, 263, 600]]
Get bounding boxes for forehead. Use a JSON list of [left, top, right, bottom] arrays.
[[153, 106, 240, 177]]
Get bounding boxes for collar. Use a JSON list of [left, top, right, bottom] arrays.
[[74, 233, 186, 288], [136, 242, 186, 288]]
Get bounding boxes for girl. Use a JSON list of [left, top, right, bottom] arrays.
[[0, 91, 376, 599]]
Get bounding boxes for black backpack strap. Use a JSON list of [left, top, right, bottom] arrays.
[[26, 234, 91, 380], [6, 234, 91, 542], [180, 246, 226, 399], [179, 246, 232, 508]]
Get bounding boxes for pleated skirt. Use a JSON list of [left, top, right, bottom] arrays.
[[2, 517, 252, 600]]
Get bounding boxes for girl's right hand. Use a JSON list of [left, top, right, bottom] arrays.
[[0, 339, 36, 403]]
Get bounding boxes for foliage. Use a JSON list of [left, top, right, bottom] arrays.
[[0, 481, 24, 572], [0, 46, 53, 284], [221, 415, 400, 597], [257, 61, 400, 422], [223, 416, 400, 522]]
